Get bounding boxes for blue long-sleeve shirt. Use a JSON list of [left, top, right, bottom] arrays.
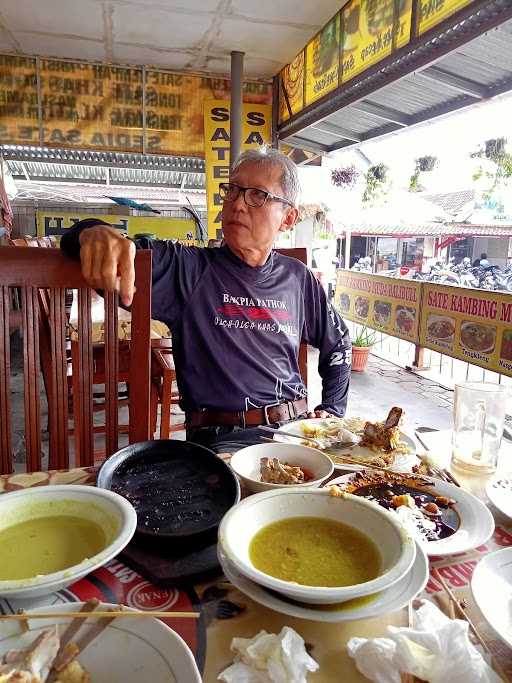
[[61, 220, 351, 415]]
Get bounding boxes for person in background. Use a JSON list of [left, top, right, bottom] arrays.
[[472, 252, 488, 268], [60, 148, 351, 448]]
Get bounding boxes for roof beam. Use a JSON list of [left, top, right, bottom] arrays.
[[328, 122, 402, 152], [282, 136, 331, 155], [350, 100, 411, 126], [311, 121, 361, 142], [420, 66, 488, 98]]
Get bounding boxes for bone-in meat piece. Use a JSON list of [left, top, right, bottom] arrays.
[[260, 457, 305, 484], [360, 406, 403, 452]]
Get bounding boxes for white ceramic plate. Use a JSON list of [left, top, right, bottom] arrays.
[[486, 472, 512, 519], [329, 473, 495, 556], [219, 543, 428, 623], [471, 547, 512, 649], [273, 418, 417, 472], [0, 602, 201, 683]]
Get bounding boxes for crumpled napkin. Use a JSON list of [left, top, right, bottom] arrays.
[[347, 600, 502, 683], [218, 626, 319, 683]]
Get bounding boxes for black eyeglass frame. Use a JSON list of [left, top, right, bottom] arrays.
[[218, 182, 295, 209]]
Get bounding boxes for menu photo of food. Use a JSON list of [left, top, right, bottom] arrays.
[[373, 300, 392, 327], [395, 306, 416, 336], [366, 0, 409, 36], [338, 292, 351, 314], [426, 314, 455, 348], [500, 329, 512, 362], [354, 295, 369, 319], [460, 321, 496, 355], [312, 14, 340, 78]]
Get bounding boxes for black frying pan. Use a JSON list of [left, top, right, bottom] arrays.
[[97, 440, 240, 543]]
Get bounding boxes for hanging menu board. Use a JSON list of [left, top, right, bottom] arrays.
[[341, 0, 412, 84], [278, 51, 305, 123], [420, 283, 512, 377], [418, 0, 475, 35], [334, 270, 421, 343], [304, 12, 341, 106], [0, 55, 272, 156], [39, 59, 144, 152]]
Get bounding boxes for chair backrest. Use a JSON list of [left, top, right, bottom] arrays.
[[275, 247, 308, 387], [0, 247, 152, 474]]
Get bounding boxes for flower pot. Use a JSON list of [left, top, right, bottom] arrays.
[[351, 345, 372, 372]]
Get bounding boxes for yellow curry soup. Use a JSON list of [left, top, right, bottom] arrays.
[[0, 516, 106, 581], [249, 516, 381, 587]]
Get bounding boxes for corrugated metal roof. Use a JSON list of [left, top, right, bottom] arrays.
[[3, 145, 206, 190], [280, 3, 512, 154]]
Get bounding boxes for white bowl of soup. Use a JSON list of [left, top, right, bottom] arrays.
[[0, 485, 136, 598], [230, 443, 334, 493], [218, 488, 416, 604]]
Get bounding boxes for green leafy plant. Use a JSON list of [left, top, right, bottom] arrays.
[[362, 163, 389, 203], [409, 155, 438, 192], [352, 325, 377, 347], [471, 138, 512, 199]]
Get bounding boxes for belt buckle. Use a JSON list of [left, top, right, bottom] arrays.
[[263, 401, 283, 426]]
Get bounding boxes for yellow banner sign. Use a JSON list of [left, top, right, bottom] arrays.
[[334, 270, 421, 343], [305, 13, 341, 106], [0, 55, 271, 156], [0, 55, 38, 146], [341, 0, 412, 84], [278, 51, 305, 123], [418, 0, 474, 35], [420, 283, 512, 377], [37, 211, 197, 242], [203, 100, 272, 240]]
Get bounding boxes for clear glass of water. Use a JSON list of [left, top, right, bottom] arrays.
[[452, 382, 507, 473]]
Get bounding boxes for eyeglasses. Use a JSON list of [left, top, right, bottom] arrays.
[[218, 182, 294, 208]]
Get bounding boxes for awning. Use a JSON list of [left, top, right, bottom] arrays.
[[338, 222, 512, 237]]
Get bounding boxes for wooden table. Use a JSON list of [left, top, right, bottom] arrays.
[[1, 457, 510, 682]]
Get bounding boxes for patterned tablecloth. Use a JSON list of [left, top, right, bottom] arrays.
[[1, 463, 511, 682]]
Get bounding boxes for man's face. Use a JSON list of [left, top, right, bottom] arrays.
[[221, 161, 297, 257]]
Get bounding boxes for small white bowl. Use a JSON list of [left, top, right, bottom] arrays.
[[229, 443, 334, 493], [218, 488, 416, 604], [0, 485, 137, 599]]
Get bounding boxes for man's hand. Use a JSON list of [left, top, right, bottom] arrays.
[[306, 410, 333, 419], [79, 226, 136, 306]]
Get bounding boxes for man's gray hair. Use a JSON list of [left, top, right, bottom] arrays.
[[231, 147, 300, 207]]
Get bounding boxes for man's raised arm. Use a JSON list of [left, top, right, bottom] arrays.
[[61, 219, 136, 306]]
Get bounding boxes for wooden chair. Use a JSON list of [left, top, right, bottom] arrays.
[[152, 247, 309, 439], [0, 247, 152, 474], [151, 343, 183, 439]]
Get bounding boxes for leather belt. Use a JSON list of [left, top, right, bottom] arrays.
[[186, 398, 308, 429]]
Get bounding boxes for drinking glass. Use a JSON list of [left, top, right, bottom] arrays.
[[452, 382, 507, 473]]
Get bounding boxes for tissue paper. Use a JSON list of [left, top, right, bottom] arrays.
[[218, 626, 319, 683], [347, 600, 502, 683]]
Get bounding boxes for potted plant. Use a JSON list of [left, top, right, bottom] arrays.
[[351, 325, 376, 372], [331, 165, 359, 189], [409, 155, 438, 191], [362, 163, 389, 203]]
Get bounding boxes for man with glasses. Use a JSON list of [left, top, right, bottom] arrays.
[[61, 148, 351, 447]]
